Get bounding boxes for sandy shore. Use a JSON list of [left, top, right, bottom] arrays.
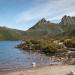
[[1, 65, 75, 75]]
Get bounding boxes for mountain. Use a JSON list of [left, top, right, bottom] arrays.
[[55, 25, 75, 39], [0, 27, 25, 40], [60, 15, 75, 25], [24, 16, 75, 40], [29, 18, 50, 29], [0, 15, 75, 40], [24, 18, 63, 39]]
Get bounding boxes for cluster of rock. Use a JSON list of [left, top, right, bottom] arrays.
[[37, 15, 75, 26], [60, 15, 75, 25], [36, 15, 75, 26], [38, 18, 50, 24]]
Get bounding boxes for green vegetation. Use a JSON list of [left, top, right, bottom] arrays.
[[17, 39, 68, 56], [64, 38, 75, 48], [23, 18, 75, 40], [0, 16, 75, 40], [0, 15, 75, 58], [0, 27, 25, 40]]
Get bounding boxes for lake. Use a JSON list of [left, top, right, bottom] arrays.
[[0, 41, 61, 72]]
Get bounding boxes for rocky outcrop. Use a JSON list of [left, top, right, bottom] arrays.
[[29, 18, 51, 30], [38, 18, 50, 24], [60, 15, 75, 25]]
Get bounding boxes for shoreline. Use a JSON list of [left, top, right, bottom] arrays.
[[0, 65, 75, 75]]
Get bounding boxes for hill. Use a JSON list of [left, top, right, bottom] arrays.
[[24, 18, 63, 39], [0, 15, 75, 40], [24, 16, 75, 40], [0, 27, 25, 40]]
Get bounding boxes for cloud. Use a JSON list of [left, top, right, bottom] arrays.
[[16, 0, 75, 23]]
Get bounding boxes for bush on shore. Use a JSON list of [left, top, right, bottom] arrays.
[[17, 39, 68, 56], [64, 38, 75, 48]]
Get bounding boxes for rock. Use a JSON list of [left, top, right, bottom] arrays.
[[60, 15, 75, 25], [32, 62, 36, 67], [67, 71, 75, 75]]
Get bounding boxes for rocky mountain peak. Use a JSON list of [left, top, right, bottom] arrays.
[[60, 15, 75, 25], [38, 18, 50, 24], [29, 18, 51, 30]]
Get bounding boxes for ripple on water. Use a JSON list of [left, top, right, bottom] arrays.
[[0, 41, 62, 72]]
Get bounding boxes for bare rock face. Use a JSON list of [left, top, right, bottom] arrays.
[[60, 15, 75, 25], [37, 18, 50, 25], [29, 18, 51, 29]]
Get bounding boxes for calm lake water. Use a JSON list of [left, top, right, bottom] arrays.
[[0, 41, 61, 72]]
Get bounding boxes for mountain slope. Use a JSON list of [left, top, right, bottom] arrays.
[[0, 15, 75, 40], [0, 27, 25, 40], [24, 18, 63, 39], [24, 16, 75, 40]]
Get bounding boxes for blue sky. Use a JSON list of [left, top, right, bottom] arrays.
[[0, 0, 75, 30]]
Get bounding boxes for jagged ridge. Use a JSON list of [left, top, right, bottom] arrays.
[[60, 15, 75, 25], [24, 16, 75, 39]]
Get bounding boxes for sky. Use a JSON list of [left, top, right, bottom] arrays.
[[0, 0, 75, 30]]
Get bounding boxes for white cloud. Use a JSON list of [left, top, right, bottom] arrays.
[[16, 0, 75, 23], [0, 24, 21, 30]]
